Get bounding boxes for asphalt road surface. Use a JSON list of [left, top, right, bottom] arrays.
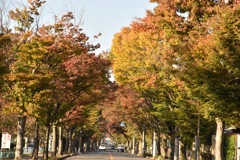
[[64, 150, 148, 160]]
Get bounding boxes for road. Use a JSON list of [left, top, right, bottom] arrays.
[[64, 150, 149, 160]]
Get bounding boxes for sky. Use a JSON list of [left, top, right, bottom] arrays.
[[6, 0, 156, 53], [41, 0, 157, 54]]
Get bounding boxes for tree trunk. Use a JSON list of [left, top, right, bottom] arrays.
[[64, 129, 69, 153], [15, 116, 26, 160], [195, 112, 200, 160], [127, 140, 130, 153], [43, 126, 50, 160], [142, 129, 146, 157], [83, 142, 87, 153], [57, 125, 63, 156], [52, 123, 57, 156], [170, 136, 175, 160], [131, 136, 135, 154], [31, 120, 39, 160], [195, 135, 200, 160], [174, 137, 180, 160], [161, 135, 168, 158], [156, 132, 161, 156], [215, 118, 224, 160], [68, 128, 73, 153], [138, 140, 142, 155], [153, 131, 157, 158], [24, 137, 28, 150], [78, 130, 83, 154], [181, 141, 188, 160], [73, 130, 77, 153]]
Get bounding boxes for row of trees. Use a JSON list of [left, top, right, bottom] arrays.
[[1, 0, 240, 160], [110, 0, 240, 160], [0, 0, 115, 160]]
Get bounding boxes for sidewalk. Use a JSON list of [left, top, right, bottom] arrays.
[[21, 153, 169, 160], [21, 153, 75, 160]]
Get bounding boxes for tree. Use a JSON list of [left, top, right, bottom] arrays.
[[111, 1, 240, 159], [0, 33, 10, 90], [150, 1, 240, 159], [3, 1, 46, 159], [0, 0, 11, 33], [18, 13, 111, 159], [99, 83, 154, 156], [110, 14, 195, 159], [4, 1, 111, 159], [180, 4, 240, 160]]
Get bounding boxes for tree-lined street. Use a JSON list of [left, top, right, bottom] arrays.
[[0, 0, 240, 160], [65, 151, 148, 160]]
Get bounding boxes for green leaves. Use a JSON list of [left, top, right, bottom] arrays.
[[0, 2, 112, 138], [110, 0, 240, 147]]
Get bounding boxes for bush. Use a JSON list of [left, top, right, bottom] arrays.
[[223, 135, 235, 160]]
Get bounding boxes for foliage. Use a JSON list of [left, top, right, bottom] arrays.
[[100, 84, 149, 140], [0, 34, 11, 90], [1, 1, 112, 157], [9, 0, 46, 33], [1, 0, 240, 158], [5, 9, 112, 127], [110, 1, 240, 158], [111, 10, 200, 145], [223, 135, 235, 160], [0, 33, 15, 134]]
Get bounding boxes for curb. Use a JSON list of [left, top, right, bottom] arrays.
[[57, 153, 77, 160]]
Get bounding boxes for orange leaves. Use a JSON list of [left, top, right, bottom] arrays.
[[100, 84, 148, 135], [3, 5, 112, 129]]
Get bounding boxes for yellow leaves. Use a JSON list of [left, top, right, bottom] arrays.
[[112, 21, 161, 87]]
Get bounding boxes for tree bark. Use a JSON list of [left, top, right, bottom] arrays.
[[181, 141, 188, 160], [162, 135, 168, 158], [127, 140, 130, 153], [31, 119, 39, 160], [195, 135, 200, 160], [52, 123, 57, 156], [73, 129, 77, 153], [78, 130, 83, 154], [15, 116, 26, 160], [131, 136, 135, 154], [64, 129, 69, 153], [195, 112, 200, 160], [138, 140, 142, 155], [152, 131, 157, 158], [215, 118, 224, 160], [156, 132, 161, 156], [68, 128, 73, 153], [174, 137, 180, 160], [142, 129, 146, 157], [43, 126, 50, 160], [57, 125, 63, 156]]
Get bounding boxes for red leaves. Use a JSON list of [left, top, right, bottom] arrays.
[[100, 85, 147, 135], [3, 7, 112, 130]]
